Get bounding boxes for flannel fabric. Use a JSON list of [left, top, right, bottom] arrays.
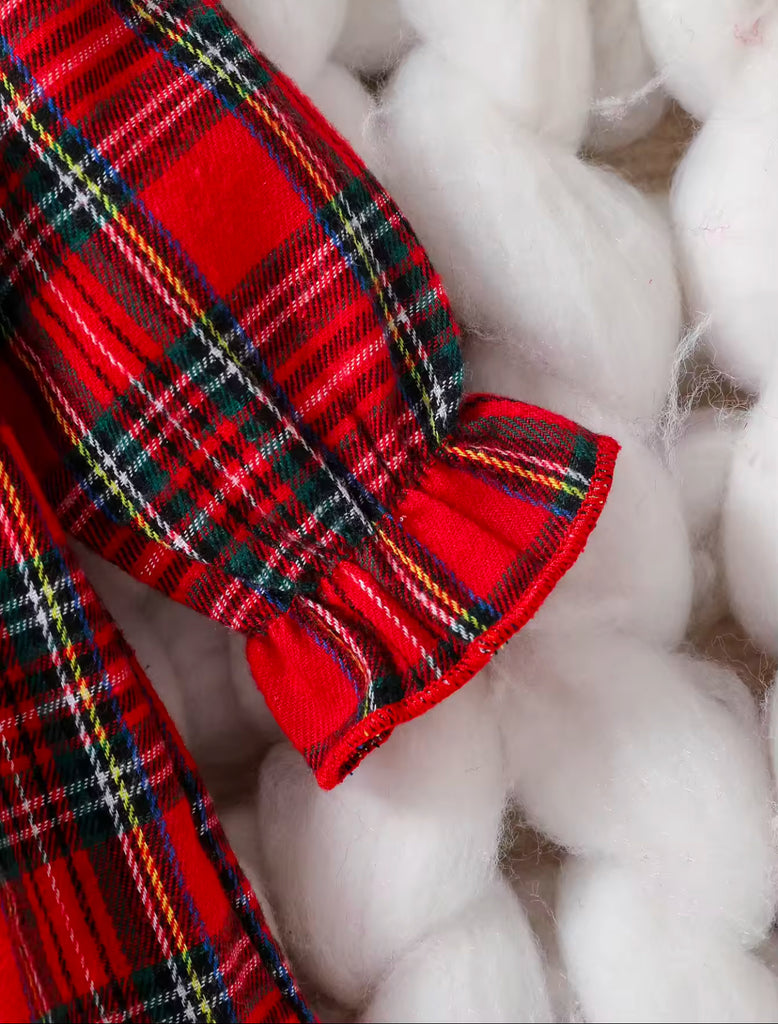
[[0, 426, 313, 1023], [0, 0, 618, 788]]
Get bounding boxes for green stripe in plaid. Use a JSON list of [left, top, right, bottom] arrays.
[[0, 0, 617, 795], [0, 426, 313, 1022], [0, 0, 461, 608]]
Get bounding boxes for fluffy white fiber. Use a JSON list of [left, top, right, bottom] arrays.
[[671, 37, 778, 392], [381, 45, 680, 425], [304, 61, 378, 166], [587, 0, 667, 152], [333, 0, 412, 76], [531, 416, 692, 647], [80, 0, 778, 1020], [218, 795, 281, 939], [221, 0, 347, 88], [492, 632, 776, 942], [724, 373, 778, 656], [227, 632, 284, 749], [397, 0, 592, 150], [675, 409, 741, 629], [364, 880, 552, 1024], [676, 410, 741, 541], [461, 362, 693, 646], [76, 544, 280, 791], [684, 655, 763, 736], [558, 859, 778, 1024], [253, 680, 506, 1008], [75, 545, 189, 733], [637, 0, 777, 122], [769, 678, 778, 784]]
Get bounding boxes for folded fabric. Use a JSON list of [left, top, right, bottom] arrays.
[[0, 425, 313, 1023], [0, 0, 617, 788], [0, 1, 620, 1019]]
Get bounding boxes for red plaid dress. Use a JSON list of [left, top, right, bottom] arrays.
[[0, 1, 618, 1019]]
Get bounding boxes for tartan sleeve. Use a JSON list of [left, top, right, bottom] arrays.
[[0, 0, 618, 789], [0, 423, 314, 1023]]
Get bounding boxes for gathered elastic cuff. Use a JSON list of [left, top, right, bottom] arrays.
[[248, 393, 618, 789]]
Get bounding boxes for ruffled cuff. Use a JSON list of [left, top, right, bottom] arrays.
[[248, 393, 618, 788]]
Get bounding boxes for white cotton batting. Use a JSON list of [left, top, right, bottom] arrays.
[[218, 793, 281, 940], [70, 4, 778, 1018], [683, 657, 761, 737], [675, 410, 741, 539], [362, 879, 552, 1024], [395, 0, 592, 151], [769, 677, 778, 797], [557, 859, 778, 1024], [671, 44, 778, 392], [74, 546, 189, 734], [227, 632, 284, 749], [674, 409, 741, 630], [490, 632, 778, 942], [76, 546, 281, 777], [253, 678, 506, 1008], [506, 847, 577, 1022], [149, 599, 272, 781], [461, 366, 693, 644], [759, 929, 778, 983], [303, 62, 378, 168], [636, 0, 778, 121], [525, 404, 693, 648], [221, 0, 347, 87], [380, 47, 680, 424], [333, 0, 412, 76], [587, 0, 667, 152], [724, 373, 778, 656]]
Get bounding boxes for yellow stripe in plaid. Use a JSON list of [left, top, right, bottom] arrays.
[[443, 442, 588, 501], [378, 527, 483, 632], [0, 459, 216, 1024], [0, 69, 231, 363], [1, 63, 367, 558], [8, 334, 168, 546], [128, 0, 442, 443]]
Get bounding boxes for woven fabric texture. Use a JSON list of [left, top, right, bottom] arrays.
[[0, 426, 313, 1023], [0, 0, 617, 787]]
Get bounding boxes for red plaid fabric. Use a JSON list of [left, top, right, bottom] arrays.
[[0, 0, 617, 789], [0, 425, 312, 1023]]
